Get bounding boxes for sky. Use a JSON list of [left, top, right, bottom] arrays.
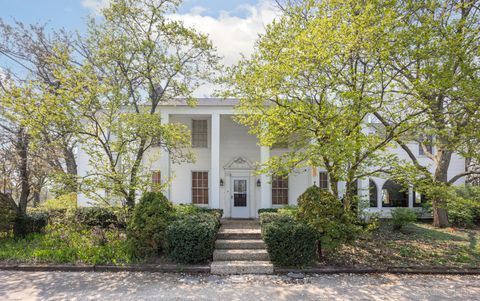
[[0, 0, 280, 96]]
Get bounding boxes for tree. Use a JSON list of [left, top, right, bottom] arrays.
[[48, 0, 220, 208], [0, 19, 80, 194], [376, 0, 480, 227], [227, 0, 414, 206]]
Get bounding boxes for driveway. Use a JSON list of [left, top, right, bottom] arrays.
[[0, 271, 479, 300]]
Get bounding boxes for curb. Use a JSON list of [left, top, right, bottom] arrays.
[[0, 264, 210, 273], [274, 266, 480, 275]]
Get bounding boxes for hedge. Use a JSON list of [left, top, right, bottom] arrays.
[[13, 212, 49, 237], [127, 192, 176, 259], [262, 217, 317, 267], [165, 212, 218, 263]]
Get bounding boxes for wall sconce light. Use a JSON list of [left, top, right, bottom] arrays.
[[256, 179, 261, 187], [220, 179, 224, 187]]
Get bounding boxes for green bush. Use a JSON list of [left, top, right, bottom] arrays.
[[259, 212, 294, 226], [262, 218, 317, 267], [447, 185, 480, 227], [165, 213, 218, 264], [297, 186, 362, 255], [127, 192, 175, 259], [391, 208, 417, 230], [258, 208, 279, 214], [174, 204, 223, 228], [71, 207, 121, 229], [40, 193, 77, 210], [13, 212, 49, 237], [0, 199, 16, 234]]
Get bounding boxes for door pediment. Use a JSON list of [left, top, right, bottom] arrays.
[[224, 156, 254, 171]]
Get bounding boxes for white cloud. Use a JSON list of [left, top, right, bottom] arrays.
[[169, 1, 279, 66], [81, 0, 281, 96], [81, 0, 110, 15]]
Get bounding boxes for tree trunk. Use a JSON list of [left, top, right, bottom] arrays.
[[432, 148, 452, 228], [126, 138, 147, 209], [63, 144, 78, 193], [16, 128, 30, 215]]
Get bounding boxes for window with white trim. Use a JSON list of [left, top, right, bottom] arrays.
[[319, 171, 328, 190], [272, 176, 289, 205], [192, 171, 209, 205], [192, 120, 208, 148]]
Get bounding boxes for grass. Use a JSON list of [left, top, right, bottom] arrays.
[[0, 226, 132, 265], [320, 221, 480, 268]]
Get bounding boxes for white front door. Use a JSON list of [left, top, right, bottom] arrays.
[[231, 177, 250, 218]]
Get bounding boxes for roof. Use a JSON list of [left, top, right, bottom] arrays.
[[161, 98, 239, 107]]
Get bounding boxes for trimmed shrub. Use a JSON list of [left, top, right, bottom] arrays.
[[297, 186, 362, 255], [0, 199, 16, 234], [262, 218, 317, 267], [13, 212, 49, 237], [127, 192, 175, 259], [174, 204, 222, 228], [391, 208, 417, 230], [71, 207, 121, 229], [165, 213, 218, 263], [259, 212, 294, 226], [258, 208, 279, 214]]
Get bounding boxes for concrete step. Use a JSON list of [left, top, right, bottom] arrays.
[[220, 219, 260, 229], [217, 228, 262, 239], [213, 249, 270, 261], [211, 261, 274, 275], [215, 239, 266, 249]]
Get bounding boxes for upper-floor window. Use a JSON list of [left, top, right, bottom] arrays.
[[192, 120, 208, 148], [419, 135, 433, 156], [319, 171, 329, 190]]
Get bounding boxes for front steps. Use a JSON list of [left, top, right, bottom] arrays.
[[211, 219, 273, 275]]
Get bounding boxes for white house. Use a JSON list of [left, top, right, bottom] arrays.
[[77, 98, 466, 218]]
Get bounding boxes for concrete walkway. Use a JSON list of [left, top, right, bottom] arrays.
[[0, 271, 479, 301]]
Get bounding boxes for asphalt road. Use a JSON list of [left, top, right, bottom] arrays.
[[0, 271, 479, 301]]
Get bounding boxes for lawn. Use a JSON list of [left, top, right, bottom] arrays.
[[320, 221, 480, 268], [0, 226, 132, 265]]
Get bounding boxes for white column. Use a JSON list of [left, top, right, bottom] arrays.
[[160, 111, 171, 199], [260, 146, 271, 209], [408, 187, 414, 208], [211, 113, 220, 209]]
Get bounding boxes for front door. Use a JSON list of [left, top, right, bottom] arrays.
[[231, 177, 249, 218]]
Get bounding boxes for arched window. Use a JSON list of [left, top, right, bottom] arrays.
[[369, 179, 378, 207], [381, 180, 408, 207]]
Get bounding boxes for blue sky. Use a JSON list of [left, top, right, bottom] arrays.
[[0, 0, 262, 33]]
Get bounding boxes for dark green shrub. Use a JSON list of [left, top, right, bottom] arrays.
[[127, 192, 175, 259], [448, 185, 480, 227], [174, 204, 222, 228], [258, 208, 279, 214], [391, 208, 418, 230], [262, 218, 317, 267], [0, 199, 16, 234], [297, 186, 362, 255], [71, 207, 121, 229], [165, 213, 218, 263], [259, 212, 294, 226], [13, 212, 49, 237]]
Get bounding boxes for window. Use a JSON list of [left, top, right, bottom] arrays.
[[419, 135, 433, 156], [151, 171, 161, 191], [369, 179, 378, 207], [413, 191, 428, 207], [381, 180, 408, 207], [272, 176, 289, 205], [192, 120, 208, 148], [319, 172, 328, 190], [192, 171, 208, 205]]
